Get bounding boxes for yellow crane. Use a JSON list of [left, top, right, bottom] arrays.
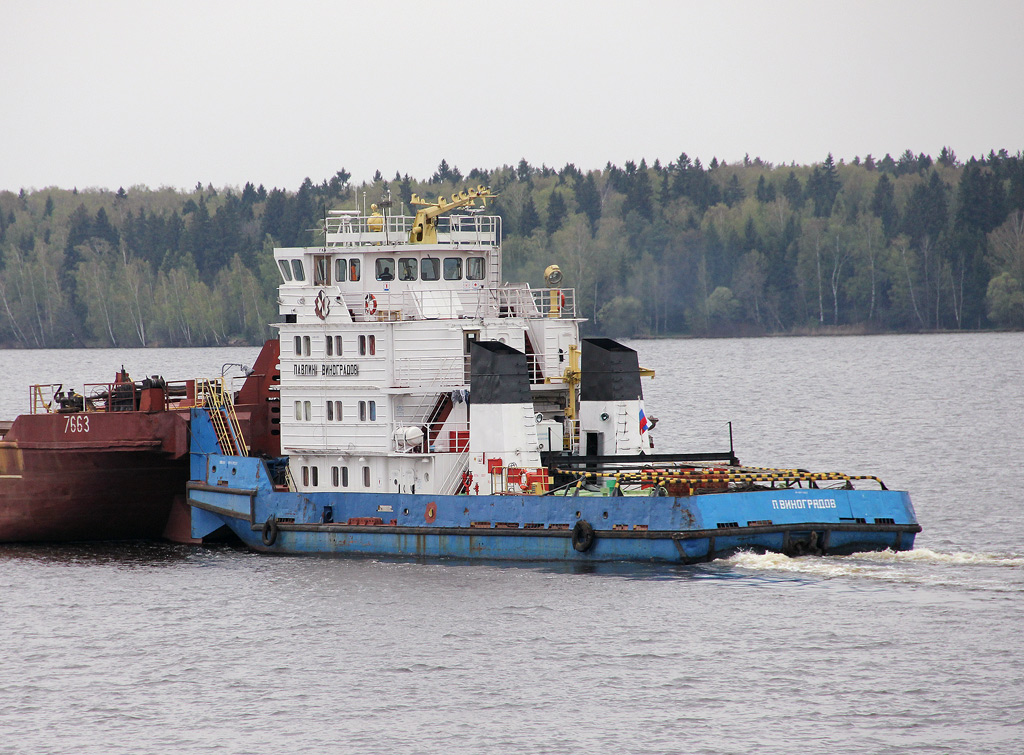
[[408, 185, 497, 244]]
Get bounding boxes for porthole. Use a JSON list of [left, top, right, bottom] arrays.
[[403, 508, 410, 516], [602, 511, 609, 519], [575, 510, 581, 518]]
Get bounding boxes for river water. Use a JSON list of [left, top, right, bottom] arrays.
[[1, 334, 1022, 754]]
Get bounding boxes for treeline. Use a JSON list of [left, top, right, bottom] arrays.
[[2, 149, 1023, 347]]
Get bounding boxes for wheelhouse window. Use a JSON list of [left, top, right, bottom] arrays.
[[443, 257, 462, 280], [291, 259, 306, 281], [349, 258, 361, 282], [375, 258, 395, 281], [314, 255, 331, 285], [277, 260, 293, 282], [467, 257, 485, 280], [334, 258, 348, 282], [398, 258, 418, 281], [421, 258, 440, 281]]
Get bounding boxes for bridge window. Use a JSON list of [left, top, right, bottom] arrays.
[[443, 257, 462, 280], [334, 258, 348, 282], [314, 255, 331, 285], [277, 260, 292, 282], [421, 258, 440, 281], [375, 258, 395, 281], [399, 258, 418, 281], [467, 257, 485, 280], [290, 259, 306, 281], [349, 258, 361, 282]]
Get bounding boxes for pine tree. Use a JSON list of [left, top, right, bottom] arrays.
[[545, 190, 567, 235]]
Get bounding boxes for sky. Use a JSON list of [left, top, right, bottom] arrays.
[[2, 0, 1023, 193]]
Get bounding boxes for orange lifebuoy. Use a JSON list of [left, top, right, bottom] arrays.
[[559, 290, 566, 309], [364, 294, 377, 315]]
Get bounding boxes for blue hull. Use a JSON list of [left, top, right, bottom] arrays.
[[186, 451, 920, 563]]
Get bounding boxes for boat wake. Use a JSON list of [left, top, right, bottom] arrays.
[[722, 547, 1023, 589]]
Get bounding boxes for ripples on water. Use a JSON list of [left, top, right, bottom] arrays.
[[1, 334, 1022, 754]]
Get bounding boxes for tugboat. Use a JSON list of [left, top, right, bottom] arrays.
[[184, 187, 920, 562]]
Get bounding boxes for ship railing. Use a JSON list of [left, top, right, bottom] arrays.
[[346, 285, 576, 323], [324, 213, 500, 248], [393, 355, 469, 389], [196, 378, 249, 457], [439, 448, 471, 494], [390, 419, 470, 455]]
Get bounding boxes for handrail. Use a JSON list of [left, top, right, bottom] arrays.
[[198, 378, 249, 457]]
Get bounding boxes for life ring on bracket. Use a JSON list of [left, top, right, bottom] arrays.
[[364, 294, 378, 316]]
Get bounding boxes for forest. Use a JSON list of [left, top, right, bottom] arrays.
[[1, 147, 1023, 348]]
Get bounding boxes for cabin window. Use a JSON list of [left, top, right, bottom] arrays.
[[359, 335, 376, 356], [303, 401, 311, 421], [301, 336, 310, 356], [443, 257, 462, 280], [421, 258, 440, 281], [294, 401, 302, 420], [359, 335, 366, 355], [398, 258, 418, 281], [311, 466, 319, 487], [302, 466, 309, 486], [326, 400, 341, 421], [363, 466, 371, 488], [342, 466, 349, 487], [334, 258, 347, 282], [369, 400, 377, 421], [334, 335, 343, 355], [349, 258, 361, 281], [277, 260, 293, 282], [314, 255, 331, 285], [326, 336, 333, 356], [375, 258, 395, 281], [467, 257, 485, 280], [331, 466, 339, 487], [291, 259, 306, 281], [294, 336, 301, 355], [359, 401, 366, 421]]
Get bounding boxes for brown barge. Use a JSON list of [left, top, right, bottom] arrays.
[[0, 341, 279, 544]]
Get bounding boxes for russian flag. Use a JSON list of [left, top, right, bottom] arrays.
[[639, 406, 649, 434]]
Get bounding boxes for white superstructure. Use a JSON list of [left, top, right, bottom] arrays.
[[273, 192, 582, 496]]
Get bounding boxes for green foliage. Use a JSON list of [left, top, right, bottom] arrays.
[[596, 296, 646, 337], [986, 272, 1024, 327], [2, 150, 1024, 348]]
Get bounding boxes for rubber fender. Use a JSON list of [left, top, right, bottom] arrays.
[[261, 516, 279, 546], [572, 519, 595, 552]]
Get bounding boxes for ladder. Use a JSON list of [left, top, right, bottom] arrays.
[[199, 378, 249, 457]]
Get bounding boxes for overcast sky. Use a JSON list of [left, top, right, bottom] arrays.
[[3, 0, 1022, 192]]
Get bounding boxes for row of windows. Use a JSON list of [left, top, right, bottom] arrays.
[[294, 400, 378, 421], [301, 464, 371, 488], [294, 334, 376, 356], [278, 255, 486, 285], [374, 256, 485, 282]]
